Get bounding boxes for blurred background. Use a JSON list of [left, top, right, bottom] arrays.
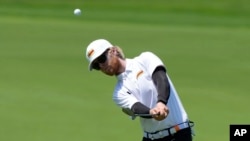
[[0, 0, 250, 141]]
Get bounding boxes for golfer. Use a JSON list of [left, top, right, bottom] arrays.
[[85, 39, 195, 141]]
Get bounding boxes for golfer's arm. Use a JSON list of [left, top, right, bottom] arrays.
[[131, 102, 151, 118], [152, 66, 170, 104], [130, 66, 170, 118]]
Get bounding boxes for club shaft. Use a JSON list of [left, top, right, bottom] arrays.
[[134, 114, 156, 117]]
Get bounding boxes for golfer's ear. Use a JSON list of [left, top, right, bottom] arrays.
[[110, 47, 117, 55], [110, 47, 116, 52]]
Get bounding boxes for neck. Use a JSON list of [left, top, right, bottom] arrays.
[[116, 58, 126, 75]]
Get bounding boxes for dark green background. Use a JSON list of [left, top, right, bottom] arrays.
[[1, 0, 250, 141]]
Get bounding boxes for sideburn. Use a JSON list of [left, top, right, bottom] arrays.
[[109, 55, 120, 75], [101, 51, 120, 76]]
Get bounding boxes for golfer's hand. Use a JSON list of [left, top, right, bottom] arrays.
[[150, 102, 169, 121]]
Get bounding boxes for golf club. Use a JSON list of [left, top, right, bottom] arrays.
[[134, 114, 155, 117], [131, 113, 159, 120]]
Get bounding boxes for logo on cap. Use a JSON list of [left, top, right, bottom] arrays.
[[87, 49, 94, 58]]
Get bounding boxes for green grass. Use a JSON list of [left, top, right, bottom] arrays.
[[0, 0, 250, 141]]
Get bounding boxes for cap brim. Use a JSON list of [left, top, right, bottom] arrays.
[[88, 63, 93, 71]]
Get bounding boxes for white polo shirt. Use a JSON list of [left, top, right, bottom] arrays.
[[113, 52, 188, 133]]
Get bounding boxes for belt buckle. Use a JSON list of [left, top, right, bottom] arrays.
[[150, 131, 164, 140], [159, 131, 163, 137], [149, 134, 154, 140], [145, 127, 173, 140]]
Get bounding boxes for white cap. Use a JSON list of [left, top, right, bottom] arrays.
[[86, 39, 113, 70]]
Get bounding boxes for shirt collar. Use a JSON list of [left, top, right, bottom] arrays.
[[116, 58, 133, 80]]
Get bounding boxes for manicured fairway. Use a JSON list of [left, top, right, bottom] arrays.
[[0, 1, 250, 141]]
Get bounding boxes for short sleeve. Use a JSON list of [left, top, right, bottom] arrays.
[[137, 52, 165, 76], [112, 83, 138, 109]]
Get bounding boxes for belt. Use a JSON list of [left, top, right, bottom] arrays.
[[143, 121, 194, 140]]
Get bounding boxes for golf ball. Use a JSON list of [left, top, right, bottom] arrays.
[[74, 9, 81, 16]]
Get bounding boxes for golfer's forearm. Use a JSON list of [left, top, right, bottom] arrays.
[[131, 102, 150, 114], [152, 66, 170, 104]]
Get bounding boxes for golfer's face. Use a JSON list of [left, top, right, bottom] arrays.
[[92, 49, 109, 70], [99, 49, 119, 76]]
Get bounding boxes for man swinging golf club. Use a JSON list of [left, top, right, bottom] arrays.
[[85, 39, 195, 141]]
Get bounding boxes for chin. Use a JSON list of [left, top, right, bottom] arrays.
[[103, 68, 115, 76], [104, 71, 115, 76]]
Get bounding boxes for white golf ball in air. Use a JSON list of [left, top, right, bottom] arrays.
[[74, 9, 81, 16]]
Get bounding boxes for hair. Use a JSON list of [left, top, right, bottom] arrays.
[[110, 46, 125, 59]]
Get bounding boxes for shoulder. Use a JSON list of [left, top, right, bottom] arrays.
[[135, 51, 158, 62], [135, 51, 163, 63], [134, 51, 166, 74], [139, 51, 157, 58]]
